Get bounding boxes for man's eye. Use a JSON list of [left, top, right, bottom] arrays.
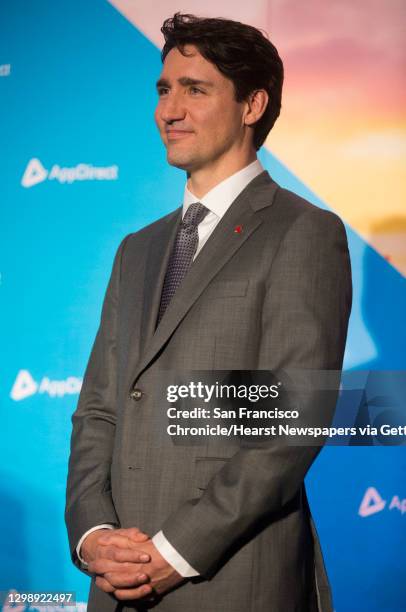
[[158, 88, 169, 96], [190, 87, 203, 95]]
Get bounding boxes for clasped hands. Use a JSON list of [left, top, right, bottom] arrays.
[[82, 527, 185, 601]]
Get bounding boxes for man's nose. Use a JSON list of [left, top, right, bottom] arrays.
[[159, 91, 186, 123]]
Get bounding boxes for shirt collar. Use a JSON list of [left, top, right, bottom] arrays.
[[182, 159, 264, 219]]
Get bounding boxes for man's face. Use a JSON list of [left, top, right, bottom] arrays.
[[155, 45, 248, 172]]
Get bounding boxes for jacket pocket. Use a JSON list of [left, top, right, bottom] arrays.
[[206, 279, 249, 298]]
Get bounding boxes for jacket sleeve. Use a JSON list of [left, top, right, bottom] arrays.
[[159, 208, 352, 577], [65, 236, 129, 573]]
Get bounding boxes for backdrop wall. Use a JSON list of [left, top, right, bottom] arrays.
[[1, 1, 405, 610]]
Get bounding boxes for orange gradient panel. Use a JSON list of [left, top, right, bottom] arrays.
[[267, 0, 406, 273]]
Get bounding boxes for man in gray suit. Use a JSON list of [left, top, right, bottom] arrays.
[[65, 13, 352, 612]]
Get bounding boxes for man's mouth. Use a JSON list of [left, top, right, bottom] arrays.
[[166, 130, 193, 140]]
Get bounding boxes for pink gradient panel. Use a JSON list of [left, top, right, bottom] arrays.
[[108, 0, 406, 273]]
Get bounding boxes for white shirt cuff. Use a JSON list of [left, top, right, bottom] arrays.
[[76, 524, 115, 565], [152, 530, 199, 577]]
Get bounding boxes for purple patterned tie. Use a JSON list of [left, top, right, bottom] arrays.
[[157, 202, 209, 325]]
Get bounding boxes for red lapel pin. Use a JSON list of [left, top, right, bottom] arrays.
[[234, 225, 243, 234]]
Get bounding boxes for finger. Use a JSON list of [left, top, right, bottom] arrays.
[[126, 533, 150, 543], [95, 575, 115, 593], [124, 528, 150, 543], [97, 544, 150, 563], [97, 534, 149, 556], [114, 584, 154, 600], [110, 547, 150, 563], [120, 527, 150, 541], [98, 532, 134, 546], [89, 559, 139, 574], [99, 528, 148, 544], [89, 558, 150, 575], [104, 571, 150, 589], [103, 532, 149, 546], [98, 534, 149, 551]]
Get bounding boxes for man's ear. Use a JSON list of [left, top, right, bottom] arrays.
[[243, 90, 269, 127]]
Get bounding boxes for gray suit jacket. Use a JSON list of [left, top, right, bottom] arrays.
[[65, 171, 352, 612]]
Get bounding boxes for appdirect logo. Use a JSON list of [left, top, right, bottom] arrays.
[[21, 158, 48, 187], [358, 486, 406, 517], [21, 157, 119, 188], [10, 369, 82, 401]]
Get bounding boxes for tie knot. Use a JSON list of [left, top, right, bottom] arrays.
[[182, 202, 209, 230]]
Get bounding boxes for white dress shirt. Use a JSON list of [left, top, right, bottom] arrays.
[[186, 158, 264, 260], [76, 158, 265, 576]]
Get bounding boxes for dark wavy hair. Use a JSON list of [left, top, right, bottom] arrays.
[[161, 13, 284, 150]]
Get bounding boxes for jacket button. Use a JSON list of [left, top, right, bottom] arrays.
[[129, 387, 143, 401]]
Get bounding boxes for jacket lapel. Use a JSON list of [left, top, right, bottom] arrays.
[[132, 171, 279, 384], [139, 207, 182, 353]]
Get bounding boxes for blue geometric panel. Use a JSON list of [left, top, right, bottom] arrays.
[[1, 1, 404, 609]]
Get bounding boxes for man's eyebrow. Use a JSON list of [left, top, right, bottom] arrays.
[[156, 77, 215, 89]]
